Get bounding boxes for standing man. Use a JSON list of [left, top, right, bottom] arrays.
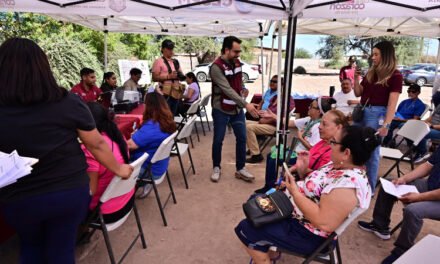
[[210, 36, 259, 183], [339, 55, 357, 83], [70, 67, 102, 102], [123, 68, 142, 91], [152, 39, 185, 115], [333, 78, 359, 116]]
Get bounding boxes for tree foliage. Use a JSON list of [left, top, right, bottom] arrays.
[[295, 48, 312, 59], [316, 35, 421, 66]]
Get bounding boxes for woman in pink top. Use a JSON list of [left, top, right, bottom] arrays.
[[82, 102, 134, 223]]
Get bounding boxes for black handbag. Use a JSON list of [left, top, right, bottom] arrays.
[[242, 191, 294, 228], [352, 98, 369, 122]]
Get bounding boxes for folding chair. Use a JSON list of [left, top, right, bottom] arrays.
[[198, 93, 212, 133], [269, 207, 367, 264], [175, 98, 202, 147], [139, 131, 178, 226], [85, 153, 149, 264], [171, 115, 197, 189], [379, 120, 430, 181]]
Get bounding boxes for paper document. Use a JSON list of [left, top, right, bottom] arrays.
[[380, 178, 419, 198], [0, 150, 38, 189]]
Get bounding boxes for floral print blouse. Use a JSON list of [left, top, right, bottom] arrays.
[[287, 163, 371, 237]]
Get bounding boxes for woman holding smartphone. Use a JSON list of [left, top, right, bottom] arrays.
[[353, 41, 402, 193]]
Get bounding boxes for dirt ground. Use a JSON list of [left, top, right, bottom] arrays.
[[1, 74, 439, 264]]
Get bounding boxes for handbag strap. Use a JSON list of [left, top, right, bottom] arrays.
[[361, 97, 370, 110]]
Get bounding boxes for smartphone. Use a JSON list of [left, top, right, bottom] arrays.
[[132, 122, 137, 131], [275, 162, 290, 186]]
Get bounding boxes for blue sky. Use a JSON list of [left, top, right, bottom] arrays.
[[261, 34, 440, 58]]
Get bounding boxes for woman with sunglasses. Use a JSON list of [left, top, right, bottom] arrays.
[[354, 41, 402, 193], [235, 126, 380, 264], [254, 97, 337, 194]]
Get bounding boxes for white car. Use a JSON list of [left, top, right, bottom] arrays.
[[192, 61, 260, 83]]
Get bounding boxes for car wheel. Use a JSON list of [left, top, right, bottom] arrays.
[[416, 78, 427, 87], [197, 72, 208, 82], [242, 73, 249, 83]]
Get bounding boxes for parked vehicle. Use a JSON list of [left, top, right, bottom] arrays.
[[396, 65, 407, 71], [403, 63, 439, 86], [192, 61, 260, 83]]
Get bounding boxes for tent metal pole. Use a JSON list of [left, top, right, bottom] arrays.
[[104, 18, 108, 71], [275, 20, 283, 163], [433, 38, 440, 95], [268, 29, 276, 87], [260, 36, 265, 95]]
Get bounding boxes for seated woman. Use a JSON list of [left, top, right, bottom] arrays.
[[81, 102, 134, 223], [235, 126, 380, 263], [100, 72, 118, 93], [127, 92, 177, 199], [177, 72, 200, 117], [255, 97, 337, 194]]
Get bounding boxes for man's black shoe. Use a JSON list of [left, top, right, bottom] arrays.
[[246, 154, 264, 164], [358, 221, 391, 240]]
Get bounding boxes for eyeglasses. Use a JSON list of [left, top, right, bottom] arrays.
[[330, 140, 342, 146], [270, 80, 278, 83], [407, 90, 417, 94]]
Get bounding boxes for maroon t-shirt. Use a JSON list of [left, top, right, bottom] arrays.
[[360, 70, 402, 106]]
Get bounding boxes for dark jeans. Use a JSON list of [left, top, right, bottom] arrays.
[[212, 108, 246, 171], [1, 186, 90, 264], [177, 103, 191, 117], [372, 179, 440, 255], [264, 152, 296, 188], [164, 95, 179, 116], [383, 120, 404, 146]]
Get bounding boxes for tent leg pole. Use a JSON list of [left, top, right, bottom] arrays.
[[274, 20, 283, 179], [433, 38, 440, 95], [269, 29, 275, 87], [260, 36, 265, 94], [104, 18, 109, 72]]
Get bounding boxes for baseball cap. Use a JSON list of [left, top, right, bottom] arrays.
[[161, 39, 175, 49]]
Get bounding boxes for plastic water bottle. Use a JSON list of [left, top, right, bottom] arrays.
[[378, 114, 385, 126]]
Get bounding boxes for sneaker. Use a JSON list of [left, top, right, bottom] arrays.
[[211, 167, 221, 182], [137, 184, 153, 199], [358, 221, 391, 240], [235, 168, 255, 182], [381, 252, 401, 264], [246, 154, 264, 164], [414, 152, 430, 164]]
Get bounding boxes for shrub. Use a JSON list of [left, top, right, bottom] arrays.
[[294, 66, 307, 74]]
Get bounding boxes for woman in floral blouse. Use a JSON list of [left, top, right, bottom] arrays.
[[235, 126, 380, 264]]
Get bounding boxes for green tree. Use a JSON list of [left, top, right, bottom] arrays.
[[40, 36, 103, 89], [295, 48, 312, 59]]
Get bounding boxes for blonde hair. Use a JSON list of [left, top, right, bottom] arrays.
[[366, 41, 397, 87]]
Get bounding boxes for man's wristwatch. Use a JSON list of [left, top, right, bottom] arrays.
[[382, 123, 390, 129]]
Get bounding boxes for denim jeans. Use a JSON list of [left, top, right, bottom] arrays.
[[354, 106, 387, 193], [415, 129, 440, 155], [212, 108, 246, 171], [264, 152, 296, 188], [164, 95, 179, 116], [372, 179, 440, 256]]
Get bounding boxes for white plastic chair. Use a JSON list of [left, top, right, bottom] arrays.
[[87, 153, 149, 264], [380, 120, 430, 180], [171, 115, 197, 189], [269, 207, 367, 264], [175, 98, 202, 146], [139, 131, 178, 226], [198, 93, 212, 133]]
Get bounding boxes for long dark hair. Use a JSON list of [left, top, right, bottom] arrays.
[[86, 102, 129, 164], [0, 38, 66, 106], [339, 126, 381, 166], [143, 92, 176, 134], [102, 72, 116, 86], [185, 72, 200, 98]]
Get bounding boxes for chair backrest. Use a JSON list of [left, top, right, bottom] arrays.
[[396, 119, 430, 145], [177, 115, 197, 140], [150, 131, 179, 163], [421, 103, 431, 120], [200, 93, 212, 107], [100, 153, 149, 203], [335, 207, 366, 236], [187, 98, 201, 115]]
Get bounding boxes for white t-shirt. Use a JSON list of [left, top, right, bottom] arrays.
[[333, 90, 358, 115], [293, 117, 321, 152]]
